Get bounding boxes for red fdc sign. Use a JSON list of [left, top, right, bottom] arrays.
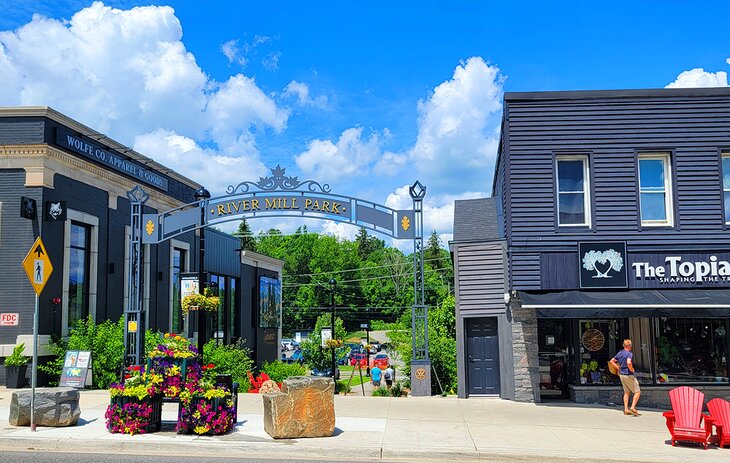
[[0, 313, 19, 326]]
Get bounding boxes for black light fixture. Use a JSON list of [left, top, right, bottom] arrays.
[[194, 187, 212, 354]]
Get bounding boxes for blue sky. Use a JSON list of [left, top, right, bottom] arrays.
[[1, 1, 729, 243]]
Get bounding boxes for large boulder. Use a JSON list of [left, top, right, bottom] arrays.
[[262, 376, 335, 439], [9, 387, 81, 427]]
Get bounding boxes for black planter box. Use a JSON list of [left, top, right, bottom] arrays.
[[5, 365, 28, 389], [109, 394, 163, 432]]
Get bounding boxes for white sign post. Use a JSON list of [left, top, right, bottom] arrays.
[[22, 237, 53, 433]]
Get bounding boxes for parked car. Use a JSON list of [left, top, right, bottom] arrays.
[[350, 352, 367, 367], [311, 366, 340, 380], [281, 338, 296, 351], [371, 353, 390, 370], [371, 341, 382, 352], [290, 348, 303, 364]]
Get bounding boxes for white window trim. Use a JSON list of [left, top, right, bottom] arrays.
[[722, 153, 730, 225], [555, 155, 591, 227], [62, 209, 99, 336], [638, 153, 674, 227], [169, 240, 191, 333]]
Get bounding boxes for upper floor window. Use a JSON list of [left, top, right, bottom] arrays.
[[556, 155, 590, 227], [722, 154, 730, 224], [638, 153, 673, 227]]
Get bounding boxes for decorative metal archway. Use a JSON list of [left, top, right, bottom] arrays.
[[124, 166, 430, 395]]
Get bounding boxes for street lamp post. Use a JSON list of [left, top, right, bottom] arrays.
[[194, 187, 211, 356], [329, 278, 338, 394]]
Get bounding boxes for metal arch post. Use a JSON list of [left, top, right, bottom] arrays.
[[409, 181, 431, 396], [124, 186, 149, 368]]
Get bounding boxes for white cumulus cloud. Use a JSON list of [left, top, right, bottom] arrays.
[[295, 127, 383, 181], [283, 80, 328, 109], [666, 59, 730, 88], [0, 1, 290, 195]]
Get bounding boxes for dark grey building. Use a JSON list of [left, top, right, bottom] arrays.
[[452, 88, 730, 406], [0, 107, 282, 385]]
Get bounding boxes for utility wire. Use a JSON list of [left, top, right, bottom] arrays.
[[282, 256, 451, 279], [282, 266, 452, 288]]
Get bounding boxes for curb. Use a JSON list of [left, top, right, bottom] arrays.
[[0, 435, 698, 463]]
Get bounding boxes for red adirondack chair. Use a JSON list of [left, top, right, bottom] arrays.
[[707, 398, 730, 448], [662, 386, 715, 449]]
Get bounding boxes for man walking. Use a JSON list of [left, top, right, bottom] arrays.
[[371, 365, 382, 388], [610, 339, 641, 416]]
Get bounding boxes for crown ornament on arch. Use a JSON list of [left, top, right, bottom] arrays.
[[226, 165, 331, 194]]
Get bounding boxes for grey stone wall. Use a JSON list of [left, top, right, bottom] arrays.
[[510, 298, 540, 402], [570, 385, 730, 409]]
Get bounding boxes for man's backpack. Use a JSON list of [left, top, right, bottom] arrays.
[[384, 370, 392, 380]]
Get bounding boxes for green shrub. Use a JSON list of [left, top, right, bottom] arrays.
[[371, 386, 390, 397], [336, 380, 351, 394], [39, 316, 124, 389], [203, 339, 254, 392], [261, 361, 306, 383], [38, 336, 68, 386]]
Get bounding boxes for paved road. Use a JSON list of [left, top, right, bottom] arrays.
[[0, 450, 613, 463]]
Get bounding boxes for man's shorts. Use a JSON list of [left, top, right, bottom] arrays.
[[619, 374, 640, 394]]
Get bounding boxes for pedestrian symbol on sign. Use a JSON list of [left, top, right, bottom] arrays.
[[34, 260, 43, 284]]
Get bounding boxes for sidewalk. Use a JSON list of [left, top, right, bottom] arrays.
[[0, 387, 725, 462]]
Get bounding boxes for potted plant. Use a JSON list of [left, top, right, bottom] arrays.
[[588, 360, 601, 383], [3, 343, 30, 388], [181, 288, 219, 317]]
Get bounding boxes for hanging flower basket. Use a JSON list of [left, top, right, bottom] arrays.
[[181, 288, 219, 316]]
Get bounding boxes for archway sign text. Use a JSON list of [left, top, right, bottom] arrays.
[[141, 166, 415, 244]]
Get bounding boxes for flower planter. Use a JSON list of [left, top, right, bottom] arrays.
[[177, 393, 235, 435], [106, 394, 163, 434], [5, 365, 28, 389]]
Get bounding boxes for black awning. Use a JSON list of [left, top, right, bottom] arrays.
[[519, 289, 730, 318]]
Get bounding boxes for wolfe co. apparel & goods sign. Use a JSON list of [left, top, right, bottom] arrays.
[[55, 127, 169, 191], [578, 242, 730, 289]]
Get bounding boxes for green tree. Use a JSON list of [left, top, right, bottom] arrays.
[[301, 314, 347, 371], [425, 230, 443, 267], [355, 227, 384, 261], [235, 219, 256, 251]]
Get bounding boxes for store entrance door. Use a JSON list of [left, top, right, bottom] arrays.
[[538, 319, 570, 400], [466, 317, 500, 395]]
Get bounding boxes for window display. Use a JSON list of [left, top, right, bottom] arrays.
[[578, 319, 624, 384], [655, 318, 728, 383]]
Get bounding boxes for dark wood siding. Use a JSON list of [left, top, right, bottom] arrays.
[[455, 242, 506, 313], [503, 91, 730, 290]]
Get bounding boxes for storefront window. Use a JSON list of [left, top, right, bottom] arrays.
[[68, 222, 91, 330], [655, 318, 729, 383], [578, 319, 624, 385]]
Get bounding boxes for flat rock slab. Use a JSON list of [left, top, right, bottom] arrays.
[[262, 376, 335, 439], [9, 387, 81, 427]]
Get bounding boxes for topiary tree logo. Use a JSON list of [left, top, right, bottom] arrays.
[[582, 249, 624, 278]]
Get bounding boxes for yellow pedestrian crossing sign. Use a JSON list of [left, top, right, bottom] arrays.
[[22, 237, 53, 296]]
